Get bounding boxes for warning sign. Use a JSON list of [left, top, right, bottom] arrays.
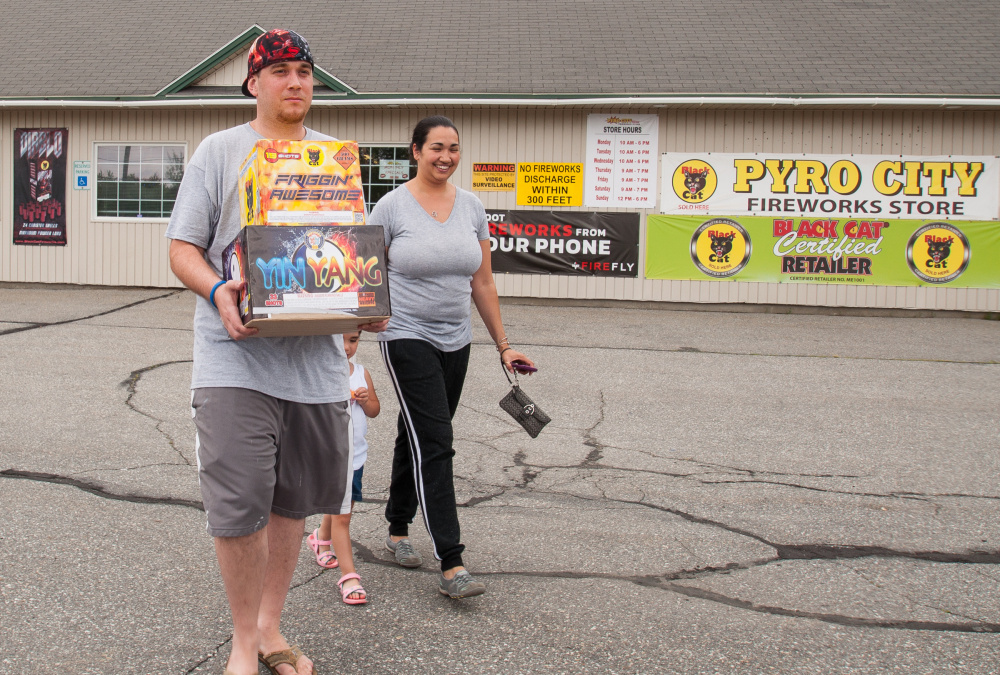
[[473, 163, 515, 191], [516, 163, 583, 207]]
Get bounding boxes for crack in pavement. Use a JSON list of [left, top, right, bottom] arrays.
[[698, 479, 1000, 506], [113, 535, 374, 672], [657, 582, 1000, 633], [462, 400, 874, 486], [582, 391, 606, 466], [464, 392, 963, 525], [121, 360, 195, 466], [700, 478, 942, 504], [668, 456, 863, 480], [67, 461, 192, 478], [490, 428, 996, 506], [9, 467, 993, 573], [184, 636, 232, 675], [457, 389, 607, 499], [348, 541, 1000, 634], [451, 436, 523, 508], [495, 456, 998, 509], [461, 490, 507, 507], [513, 449, 541, 489], [569, 491, 1000, 565], [458, 399, 523, 428], [84, 322, 194, 333], [0, 290, 183, 336], [3, 468, 998, 636], [0, 469, 203, 511], [842, 561, 991, 626]]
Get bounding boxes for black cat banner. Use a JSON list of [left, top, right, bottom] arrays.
[[646, 215, 1000, 288], [659, 153, 999, 223], [487, 210, 639, 277]]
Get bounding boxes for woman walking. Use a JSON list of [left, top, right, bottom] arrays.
[[369, 115, 534, 598]]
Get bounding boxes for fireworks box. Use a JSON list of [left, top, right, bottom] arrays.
[[240, 140, 367, 227], [222, 225, 390, 337]]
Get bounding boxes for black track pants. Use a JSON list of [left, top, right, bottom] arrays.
[[380, 338, 470, 571]]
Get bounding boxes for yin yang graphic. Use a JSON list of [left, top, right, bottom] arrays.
[[293, 233, 346, 292]]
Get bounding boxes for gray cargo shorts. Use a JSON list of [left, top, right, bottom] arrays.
[[192, 387, 353, 537]]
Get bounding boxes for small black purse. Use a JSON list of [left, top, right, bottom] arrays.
[[499, 365, 551, 438]]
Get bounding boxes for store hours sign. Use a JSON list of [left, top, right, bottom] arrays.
[[585, 114, 659, 208]]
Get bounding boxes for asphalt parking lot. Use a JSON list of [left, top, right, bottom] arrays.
[[1, 285, 998, 674]]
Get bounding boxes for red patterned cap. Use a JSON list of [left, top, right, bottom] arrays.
[[241, 29, 314, 97]]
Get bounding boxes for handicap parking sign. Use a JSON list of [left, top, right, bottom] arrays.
[[73, 160, 91, 190]]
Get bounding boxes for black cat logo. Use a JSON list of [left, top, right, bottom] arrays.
[[683, 167, 709, 199], [691, 218, 751, 279], [905, 223, 970, 284], [307, 148, 322, 166], [925, 238, 952, 268], [709, 233, 734, 262]]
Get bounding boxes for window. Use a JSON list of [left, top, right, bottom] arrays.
[[358, 145, 415, 210], [95, 143, 185, 219]]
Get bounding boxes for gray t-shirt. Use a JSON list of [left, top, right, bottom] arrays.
[[368, 185, 489, 351], [165, 123, 349, 403]]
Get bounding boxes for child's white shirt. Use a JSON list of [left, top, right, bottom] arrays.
[[348, 363, 369, 470]]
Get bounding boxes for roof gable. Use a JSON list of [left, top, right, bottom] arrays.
[[157, 24, 355, 97], [190, 49, 246, 87]]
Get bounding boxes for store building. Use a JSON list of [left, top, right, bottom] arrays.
[[2, 2, 998, 311]]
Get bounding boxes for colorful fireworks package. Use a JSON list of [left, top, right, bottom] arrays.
[[240, 140, 367, 227], [222, 225, 390, 337]]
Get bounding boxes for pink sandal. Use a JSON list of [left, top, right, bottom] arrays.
[[337, 572, 368, 605], [307, 528, 338, 569]]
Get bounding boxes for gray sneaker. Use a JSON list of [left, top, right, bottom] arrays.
[[439, 570, 486, 599], [385, 536, 422, 568]]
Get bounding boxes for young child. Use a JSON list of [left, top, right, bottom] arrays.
[[307, 330, 380, 604]]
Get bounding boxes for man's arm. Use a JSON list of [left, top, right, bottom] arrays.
[[169, 239, 257, 340]]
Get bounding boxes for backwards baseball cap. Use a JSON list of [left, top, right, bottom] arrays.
[[241, 29, 314, 97]]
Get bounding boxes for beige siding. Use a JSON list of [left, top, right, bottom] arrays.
[[2, 107, 998, 311], [1, 108, 253, 287], [192, 50, 324, 89], [192, 49, 249, 87]]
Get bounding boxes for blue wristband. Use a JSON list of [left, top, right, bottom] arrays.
[[209, 280, 226, 308]]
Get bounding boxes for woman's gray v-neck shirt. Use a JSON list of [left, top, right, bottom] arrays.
[[368, 185, 489, 352]]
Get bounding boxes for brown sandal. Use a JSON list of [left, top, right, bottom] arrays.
[[258, 645, 317, 674]]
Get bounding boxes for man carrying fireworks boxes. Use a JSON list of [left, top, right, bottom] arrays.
[[224, 139, 391, 337]]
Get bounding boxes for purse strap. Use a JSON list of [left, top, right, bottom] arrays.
[[501, 354, 519, 388]]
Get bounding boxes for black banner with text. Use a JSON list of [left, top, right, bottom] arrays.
[[13, 128, 68, 245], [486, 210, 639, 277]]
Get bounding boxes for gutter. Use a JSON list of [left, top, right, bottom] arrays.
[[0, 95, 998, 109]]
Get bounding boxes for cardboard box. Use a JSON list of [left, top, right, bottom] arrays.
[[223, 225, 390, 337], [240, 140, 367, 227]]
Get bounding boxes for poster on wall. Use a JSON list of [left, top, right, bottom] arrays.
[[472, 163, 515, 191], [516, 163, 583, 207], [660, 153, 1000, 222], [585, 113, 658, 208], [487, 209, 639, 277], [13, 128, 68, 245], [646, 214, 1000, 288]]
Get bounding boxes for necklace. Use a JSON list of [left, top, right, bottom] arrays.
[[431, 211, 438, 218]]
